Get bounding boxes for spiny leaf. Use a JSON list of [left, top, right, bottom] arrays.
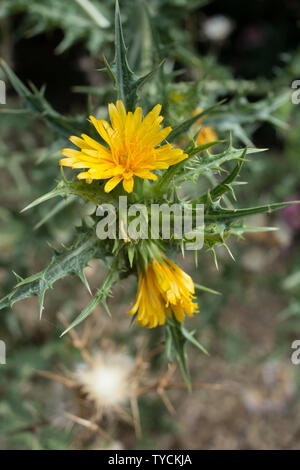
[[165, 317, 191, 389], [111, 0, 133, 107], [61, 256, 122, 336], [106, 0, 163, 111], [208, 92, 290, 129], [0, 58, 30, 99], [21, 185, 68, 213], [0, 232, 103, 313], [21, 178, 115, 212], [181, 325, 209, 356], [204, 201, 300, 223], [152, 140, 221, 197], [0, 59, 88, 139], [167, 99, 226, 142], [181, 145, 264, 186], [154, 143, 262, 198], [230, 225, 279, 237], [196, 157, 245, 205]]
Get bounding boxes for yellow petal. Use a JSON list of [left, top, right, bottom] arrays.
[[123, 177, 134, 193], [69, 135, 90, 149], [134, 169, 157, 180], [59, 157, 76, 167], [81, 133, 111, 155], [61, 148, 81, 158], [77, 171, 92, 180], [104, 175, 122, 192]]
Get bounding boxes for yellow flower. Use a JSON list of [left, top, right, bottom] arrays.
[[60, 100, 187, 193], [192, 107, 217, 146], [196, 125, 217, 146], [169, 91, 183, 103], [128, 256, 198, 328]]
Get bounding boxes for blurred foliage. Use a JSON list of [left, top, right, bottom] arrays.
[[0, 0, 208, 60]]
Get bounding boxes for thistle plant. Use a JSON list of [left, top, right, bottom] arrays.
[[0, 1, 298, 386]]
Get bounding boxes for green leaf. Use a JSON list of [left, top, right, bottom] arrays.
[[154, 143, 261, 197], [181, 325, 209, 356], [153, 140, 221, 197], [61, 255, 123, 336], [182, 144, 264, 186], [165, 317, 191, 389], [196, 157, 245, 204], [167, 99, 226, 142], [21, 178, 116, 212], [127, 245, 135, 268], [21, 185, 68, 213], [0, 59, 88, 139], [106, 0, 163, 111], [229, 225, 278, 237], [208, 92, 290, 141], [204, 201, 300, 223], [111, 0, 133, 107], [0, 232, 103, 316]]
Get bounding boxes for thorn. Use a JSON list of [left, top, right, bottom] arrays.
[[194, 250, 198, 268], [13, 271, 23, 283], [102, 300, 112, 318], [77, 270, 92, 295], [180, 240, 185, 257], [39, 302, 44, 320], [222, 243, 235, 261], [210, 247, 219, 270]]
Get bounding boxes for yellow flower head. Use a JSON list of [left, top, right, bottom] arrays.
[[60, 100, 187, 193], [192, 107, 217, 146], [196, 125, 217, 146], [128, 256, 198, 328]]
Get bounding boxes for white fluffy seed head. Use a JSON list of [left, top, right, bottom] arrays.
[[76, 352, 135, 408]]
